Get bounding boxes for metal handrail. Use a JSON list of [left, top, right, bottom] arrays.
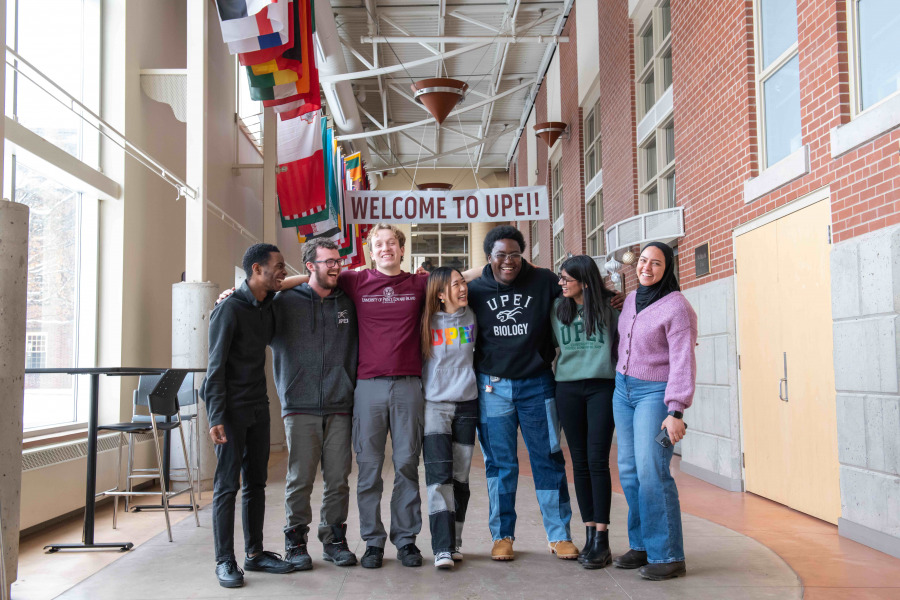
[[5, 46, 197, 199]]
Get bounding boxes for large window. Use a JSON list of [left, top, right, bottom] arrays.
[[586, 191, 604, 257], [6, 0, 100, 433], [551, 161, 565, 272], [17, 160, 90, 431], [584, 100, 602, 182], [755, 0, 801, 167], [640, 119, 676, 212], [850, 0, 900, 113], [636, 0, 673, 120], [411, 224, 470, 272]]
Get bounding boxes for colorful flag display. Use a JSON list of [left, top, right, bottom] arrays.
[[216, 0, 367, 264], [216, 0, 288, 52]]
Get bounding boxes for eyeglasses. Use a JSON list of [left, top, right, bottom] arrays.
[[557, 274, 576, 283], [312, 259, 342, 268], [491, 252, 523, 262]]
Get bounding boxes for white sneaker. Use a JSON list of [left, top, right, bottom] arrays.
[[434, 551, 454, 569], [451, 549, 464, 561]]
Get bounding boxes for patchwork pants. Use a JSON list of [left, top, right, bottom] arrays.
[[476, 371, 572, 543], [423, 399, 478, 555]]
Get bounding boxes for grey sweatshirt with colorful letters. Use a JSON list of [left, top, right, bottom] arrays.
[[422, 307, 478, 402]]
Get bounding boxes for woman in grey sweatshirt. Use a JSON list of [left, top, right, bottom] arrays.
[[420, 267, 478, 570]]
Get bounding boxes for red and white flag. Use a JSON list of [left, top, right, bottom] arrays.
[[277, 111, 326, 221]]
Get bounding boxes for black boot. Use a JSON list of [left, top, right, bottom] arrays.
[[577, 527, 596, 564], [613, 548, 648, 569], [322, 524, 358, 567], [284, 526, 313, 571], [583, 530, 612, 569]]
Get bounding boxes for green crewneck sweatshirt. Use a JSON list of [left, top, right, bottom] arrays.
[[550, 299, 619, 382]]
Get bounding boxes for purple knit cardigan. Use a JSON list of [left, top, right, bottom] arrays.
[[616, 291, 698, 412]]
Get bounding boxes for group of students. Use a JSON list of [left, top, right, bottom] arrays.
[[203, 223, 697, 589]]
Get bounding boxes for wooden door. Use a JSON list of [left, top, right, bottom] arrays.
[[735, 199, 840, 524]]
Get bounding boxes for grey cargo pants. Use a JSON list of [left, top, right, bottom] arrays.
[[352, 376, 424, 549]]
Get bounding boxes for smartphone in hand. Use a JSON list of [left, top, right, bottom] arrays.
[[655, 422, 688, 448]]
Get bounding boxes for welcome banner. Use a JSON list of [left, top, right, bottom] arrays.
[[343, 186, 550, 224]]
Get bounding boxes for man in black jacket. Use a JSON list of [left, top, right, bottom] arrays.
[[206, 243, 293, 588], [271, 239, 359, 570]]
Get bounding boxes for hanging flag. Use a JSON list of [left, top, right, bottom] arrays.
[[216, 0, 287, 49], [246, 66, 298, 88], [276, 110, 327, 225], [345, 153, 363, 190], [274, 97, 319, 120], [238, 0, 299, 66]]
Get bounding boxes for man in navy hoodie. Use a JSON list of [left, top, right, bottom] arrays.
[[466, 225, 579, 562], [206, 244, 294, 588]]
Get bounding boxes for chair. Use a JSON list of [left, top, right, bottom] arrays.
[[126, 373, 202, 511], [99, 369, 200, 542]]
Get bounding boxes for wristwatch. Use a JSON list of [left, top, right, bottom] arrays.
[[667, 410, 683, 419]]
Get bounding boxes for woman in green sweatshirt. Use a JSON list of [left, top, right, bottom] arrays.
[[550, 255, 619, 570]]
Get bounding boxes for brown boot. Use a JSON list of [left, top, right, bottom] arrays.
[[491, 538, 514, 561], [548, 540, 579, 559]]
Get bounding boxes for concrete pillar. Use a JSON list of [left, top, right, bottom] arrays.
[[469, 221, 495, 269], [261, 108, 285, 449], [171, 282, 219, 489], [0, 199, 28, 593]]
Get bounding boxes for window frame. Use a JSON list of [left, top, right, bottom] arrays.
[[635, 0, 673, 120], [550, 159, 565, 272], [639, 116, 676, 213], [585, 190, 605, 258], [753, 0, 801, 169], [410, 223, 471, 272], [847, 0, 900, 116], [583, 99, 602, 182], [7, 0, 102, 437]]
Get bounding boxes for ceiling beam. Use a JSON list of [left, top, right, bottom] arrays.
[[336, 78, 535, 141], [366, 127, 516, 173], [321, 42, 492, 83], [361, 35, 568, 43]]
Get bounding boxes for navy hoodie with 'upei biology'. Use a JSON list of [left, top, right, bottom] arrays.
[[467, 260, 561, 380]]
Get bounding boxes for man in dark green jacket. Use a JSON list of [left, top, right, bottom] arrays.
[[271, 239, 359, 570]]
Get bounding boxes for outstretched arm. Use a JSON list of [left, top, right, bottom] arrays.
[[280, 274, 310, 290], [461, 266, 482, 282]]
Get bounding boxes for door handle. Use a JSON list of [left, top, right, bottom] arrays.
[[778, 352, 789, 402]]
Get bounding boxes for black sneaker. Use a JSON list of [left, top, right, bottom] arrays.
[[397, 543, 423, 567], [285, 544, 313, 571], [360, 546, 384, 569], [216, 559, 244, 588], [244, 550, 295, 574], [323, 539, 358, 566]]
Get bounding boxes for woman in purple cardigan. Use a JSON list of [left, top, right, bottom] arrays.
[[611, 242, 697, 581]]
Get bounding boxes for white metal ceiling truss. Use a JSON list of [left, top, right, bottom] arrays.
[[329, 0, 570, 171]]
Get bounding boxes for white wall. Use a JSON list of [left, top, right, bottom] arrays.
[[575, 0, 600, 106], [546, 53, 562, 123]]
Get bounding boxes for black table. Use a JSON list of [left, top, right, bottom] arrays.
[[24, 367, 206, 552]]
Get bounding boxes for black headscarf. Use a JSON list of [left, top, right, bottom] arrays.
[[635, 242, 680, 314]]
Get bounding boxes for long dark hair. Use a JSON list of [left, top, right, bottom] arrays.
[[421, 266, 459, 359], [556, 255, 615, 337]]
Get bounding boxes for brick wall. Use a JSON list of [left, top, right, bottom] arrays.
[[534, 83, 553, 269], [597, 0, 638, 234], [559, 8, 587, 256], [675, 0, 900, 289]]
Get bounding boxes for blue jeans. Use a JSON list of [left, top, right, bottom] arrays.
[[477, 371, 572, 542], [612, 373, 685, 564]]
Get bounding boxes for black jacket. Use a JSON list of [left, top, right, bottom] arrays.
[[467, 261, 561, 379], [204, 281, 275, 428], [270, 284, 358, 416]]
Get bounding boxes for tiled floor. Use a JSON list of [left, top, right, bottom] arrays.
[[11, 437, 900, 599]]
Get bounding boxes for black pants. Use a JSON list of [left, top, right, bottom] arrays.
[[212, 405, 271, 563], [555, 378, 615, 524]]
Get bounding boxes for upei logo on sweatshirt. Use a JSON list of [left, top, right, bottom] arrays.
[[362, 286, 417, 304], [337, 310, 350, 325], [486, 293, 533, 336], [431, 324, 475, 346]]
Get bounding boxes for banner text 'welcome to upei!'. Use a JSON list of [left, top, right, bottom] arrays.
[[343, 186, 549, 224]]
